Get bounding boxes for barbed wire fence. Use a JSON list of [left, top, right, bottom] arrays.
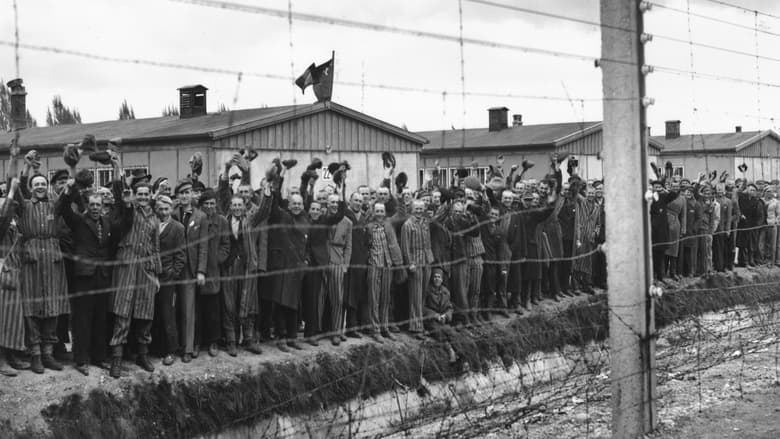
[[3, 0, 780, 438]]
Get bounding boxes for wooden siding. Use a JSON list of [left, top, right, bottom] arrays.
[[557, 130, 601, 155], [217, 111, 421, 154], [737, 135, 780, 158]]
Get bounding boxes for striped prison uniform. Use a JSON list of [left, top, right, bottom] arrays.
[[324, 216, 352, 336], [400, 216, 434, 333], [14, 194, 70, 354], [222, 216, 258, 345], [110, 206, 162, 348], [0, 220, 25, 352], [366, 220, 402, 334], [463, 235, 485, 313]]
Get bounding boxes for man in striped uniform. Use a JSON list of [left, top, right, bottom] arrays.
[[109, 178, 162, 379], [0, 177, 26, 376], [400, 200, 433, 338], [12, 153, 70, 374], [324, 193, 351, 346], [365, 202, 403, 341]]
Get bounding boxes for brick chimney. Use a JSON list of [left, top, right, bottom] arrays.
[[735, 125, 742, 133], [178, 85, 208, 119], [512, 114, 523, 127], [488, 107, 509, 132], [6, 78, 27, 131], [665, 120, 680, 139]]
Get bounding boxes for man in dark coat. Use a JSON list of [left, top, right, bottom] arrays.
[[152, 195, 185, 366], [57, 156, 126, 376], [345, 192, 369, 337], [650, 180, 679, 281], [737, 183, 761, 267]]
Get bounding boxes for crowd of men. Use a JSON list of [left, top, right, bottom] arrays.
[[650, 165, 780, 281], [0, 138, 614, 379]]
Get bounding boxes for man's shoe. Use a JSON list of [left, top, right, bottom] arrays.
[[109, 357, 122, 379], [162, 355, 175, 366], [41, 355, 63, 371], [276, 342, 290, 353], [381, 331, 395, 341], [30, 355, 44, 374], [305, 338, 319, 347], [8, 353, 29, 370], [346, 331, 362, 339], [369, 333, 384, 344], [246, 342, 263, 355], [192, 346, 200, 359], [93, 360, 111, 370], [74, 363, 89, 376], [227, 342, 238, 357], [388, 325, 401, 333], [208, 343, 218, 357], [340, 334, 347, 342], [135, 355, 155, 373], [181, 353, 192, 364], [287, 341, 303, 351], [331, 336, 341, 346]]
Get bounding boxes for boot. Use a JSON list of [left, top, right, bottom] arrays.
[[0, 351, 17, 377], [136, 345, 154, 372], [109, 356, 122, 379], [226, 342, 238, 357], [7, 350, 29, 370], [30, 355, 44, 374], [41, 345, 63, 371]]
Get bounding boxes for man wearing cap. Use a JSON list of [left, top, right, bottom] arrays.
[[153, 195, 185, 366], [196, 189, 230, 358], [172, 178, 207, 362], [678, 185, 701, 277], [737, 183, 761, 267], [9, 148, 70, 374], [108, 176, 162, 378], [714, 183, 732, 271]]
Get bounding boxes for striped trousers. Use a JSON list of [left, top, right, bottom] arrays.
[[0, 287, 25, 351], [466, 256, 484, 313], [222, 258, 257, 344], [407, 266, 430, 333], [367, 264, 392, 334], [324, 265, 346, 335], [450, 262, 469, 322]]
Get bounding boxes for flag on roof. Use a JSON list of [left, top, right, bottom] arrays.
[[294, 52, 335, 102]]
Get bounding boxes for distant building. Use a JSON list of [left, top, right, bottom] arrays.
[[0, 83, 427, 191], [417, 107, 662, 186], [652, 120, 780, 182]]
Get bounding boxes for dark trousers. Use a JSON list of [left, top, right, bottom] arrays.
[[196, 294, 221, 347], [24, 316, 57, 356], [560, 239, 574, 291], [275, 304, 299, 340], [542, 262, 561, 297], [712, 232, 725, 271], [678, 237, 698, 277], [153, 284, 179, 355], [652, 248, 666, 280], [71, 274, 109, 365], [302, 270, 325, 338], [391, 281, 409, 328]]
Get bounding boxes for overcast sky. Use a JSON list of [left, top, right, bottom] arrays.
[[2, 0, 780, 136]]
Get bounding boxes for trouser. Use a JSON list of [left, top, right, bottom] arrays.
[[508, 261, 523, 308], [678, 237, 698, 277], [324, 265, 346, 336], [24, 316, 57, 356], [345, 269, 367, 333], [542, 262, 561, 297], [109, 316, 152, 351], [407, 265, 430, 333], [758, 227, 768, 262], [177, 281, 196, 354], [154, 284, 179, 355], [221, 278, 255, 345], [522, 279, 540, 307], [197, 294, 221, 347], [763, 225, 778, 265], [391, 280, 408, 328], [424, 321, 457, 344], [466, 257, 484, 316], [750, 229, 761, 263], [712, 232, 725, 271], [482, 263, 498, 311], [367, 265, 392, 333], [560, 239, 574, 291], [55, 313, 70, 352], [273, 304, 298, 341], [302, 269, 325, 338], [698, 235, 713, 274], [450, 262, 470, 323], [71, 274, 109, 365]]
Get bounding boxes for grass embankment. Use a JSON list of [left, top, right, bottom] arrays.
[[11, 269, 780, 439]]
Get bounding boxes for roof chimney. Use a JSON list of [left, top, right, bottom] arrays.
[[665, 120, 680, 139], [6, 78, 27, 131], [735, 125, 742, 133], [512, 114, 523, 127], [178, 85, 208, 119], [488, 107, 509, 132]]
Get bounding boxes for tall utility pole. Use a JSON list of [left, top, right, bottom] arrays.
[[600, 0, 656, 437]]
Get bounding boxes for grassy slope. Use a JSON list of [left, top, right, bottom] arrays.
[[9, 269, 780, 439]]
